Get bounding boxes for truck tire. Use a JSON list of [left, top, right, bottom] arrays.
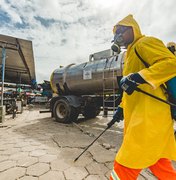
[[53, 98, 79, 123], [83, 105, 101, 119]]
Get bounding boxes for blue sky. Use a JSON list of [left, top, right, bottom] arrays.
[[0, 0, 176, 83]]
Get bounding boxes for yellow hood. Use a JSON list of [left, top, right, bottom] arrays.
[[115, 14, 142, 44]]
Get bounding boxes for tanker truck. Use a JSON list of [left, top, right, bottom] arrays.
[[49, 49, 125, 123]]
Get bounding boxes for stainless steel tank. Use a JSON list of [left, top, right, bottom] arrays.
[[50, 53, 124, 95]]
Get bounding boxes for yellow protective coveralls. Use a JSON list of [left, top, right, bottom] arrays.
[[115, 15, 176, 169]]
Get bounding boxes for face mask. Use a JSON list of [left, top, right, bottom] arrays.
[[111, 33, 125, 53], [113, 33, 125, 46], [111, 42, 121, 53]]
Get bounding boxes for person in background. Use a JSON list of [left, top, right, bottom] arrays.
[[110, 14, 176, 180], [166, 42, 176, 135], [167, 42, 176, 55]]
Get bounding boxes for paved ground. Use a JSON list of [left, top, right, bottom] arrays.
[[0, 105, 175, 180]]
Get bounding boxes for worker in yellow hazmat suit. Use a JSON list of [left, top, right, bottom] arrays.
[[110, 15, 176, 180]]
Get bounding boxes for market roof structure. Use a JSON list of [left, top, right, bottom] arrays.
[[0, 34, 36, 85]]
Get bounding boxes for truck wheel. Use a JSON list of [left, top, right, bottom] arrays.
[[53, 98, 79, 123], [83, 105, 101, 119]]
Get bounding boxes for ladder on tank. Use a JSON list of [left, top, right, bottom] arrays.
[[102, 67, 117, 117]]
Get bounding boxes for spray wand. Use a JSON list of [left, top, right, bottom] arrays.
[[74, 116, 118, 162]]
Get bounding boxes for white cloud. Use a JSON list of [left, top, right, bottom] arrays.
[[0, 0, 176, 83]]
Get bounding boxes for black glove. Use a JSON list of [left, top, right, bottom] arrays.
[[107, 107, 123, 128], [120, 73, 146, 95]]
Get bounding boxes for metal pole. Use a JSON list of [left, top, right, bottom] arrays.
[[74, 126, 109, 162], [1, 47, 6, 106]]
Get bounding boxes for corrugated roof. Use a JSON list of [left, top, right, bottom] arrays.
[[0, 34, 36, 85]]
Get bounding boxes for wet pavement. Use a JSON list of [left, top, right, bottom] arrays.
[[0, 105, 175, 180]]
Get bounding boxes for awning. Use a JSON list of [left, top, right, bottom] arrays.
[[0, 34, 36, 85]]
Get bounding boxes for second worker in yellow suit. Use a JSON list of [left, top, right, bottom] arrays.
[[110, 15, 176, 180]]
